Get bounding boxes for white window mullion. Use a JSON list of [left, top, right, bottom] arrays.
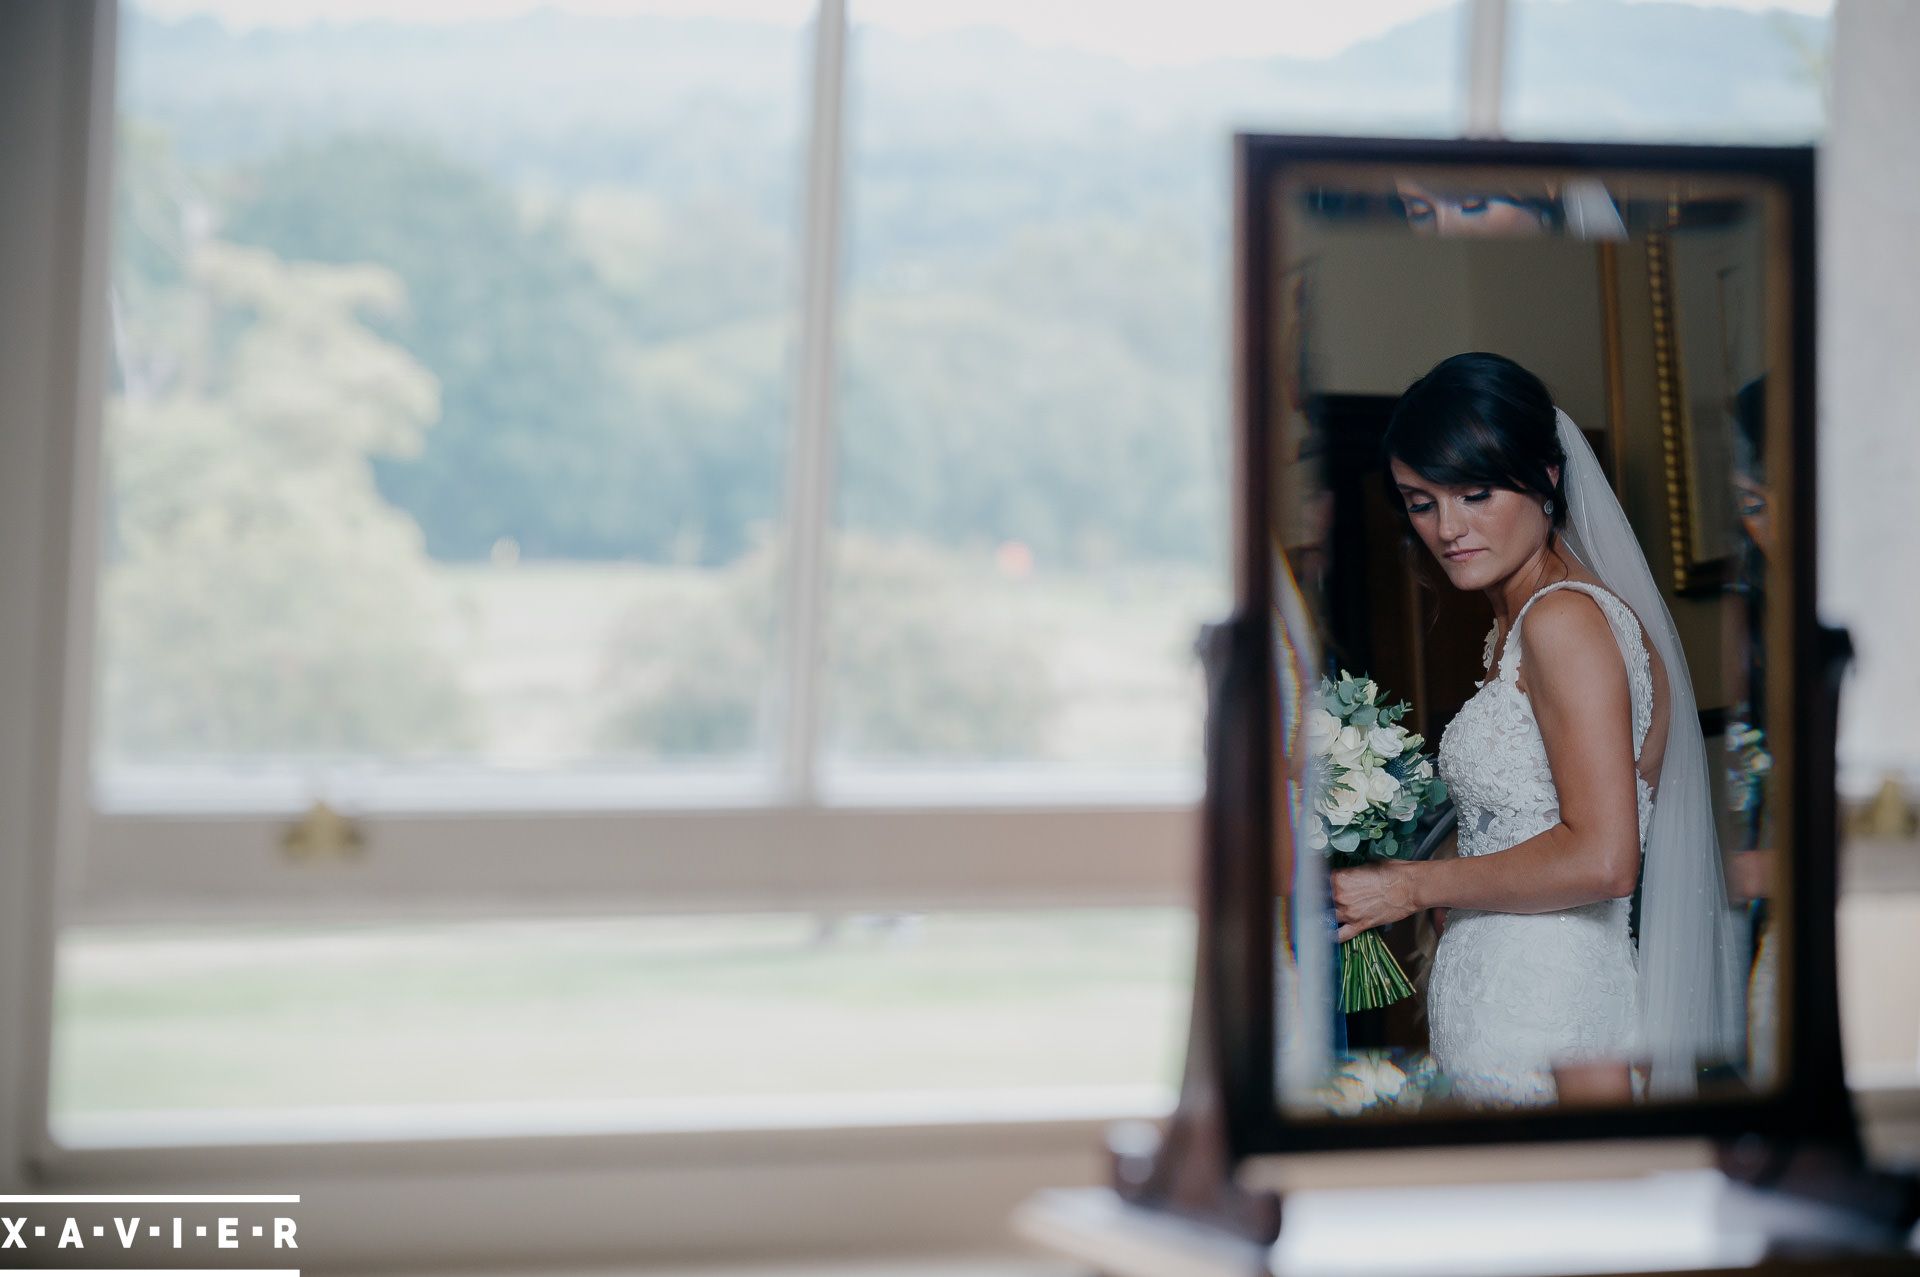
[[778, 0, 851, 805], [1463, 0, 1510, 139]]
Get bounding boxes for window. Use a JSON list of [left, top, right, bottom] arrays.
[[1506, 0, 1832, 142]]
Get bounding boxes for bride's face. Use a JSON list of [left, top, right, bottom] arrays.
[[1389, 457, 1555, 590]]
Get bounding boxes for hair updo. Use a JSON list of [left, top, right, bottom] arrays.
[[1381, 351, 1568, 536]]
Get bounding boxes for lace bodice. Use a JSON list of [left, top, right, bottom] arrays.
[[1441, 580, 1656, 860], [1426, 579, 1658, 1106]]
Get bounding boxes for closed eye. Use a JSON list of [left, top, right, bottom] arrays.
[[1404, 489, 1491, 515]]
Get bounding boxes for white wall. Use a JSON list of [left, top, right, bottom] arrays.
[[1823, 0, 1920, 796], [1301, 228, 1608, 428]]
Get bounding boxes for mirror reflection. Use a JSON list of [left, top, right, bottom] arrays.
[[1270, 169, 1782, 1117]]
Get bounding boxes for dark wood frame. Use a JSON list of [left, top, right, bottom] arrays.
[[1108, 134, 1920, 1247], [1240, 132, 1838, 1152]]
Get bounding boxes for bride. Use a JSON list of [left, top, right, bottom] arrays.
[[1330, 352, 1745, 1106]]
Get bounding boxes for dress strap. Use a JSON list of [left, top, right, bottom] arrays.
[[1493, 581, 1580, 685]]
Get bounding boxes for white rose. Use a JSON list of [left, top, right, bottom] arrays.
[[1364, 767, 1402, 806], [1329, 724, 1370, 769], [1412, 757, 1434, 781], [1366, 725, 1405, 759], [1325, 1072, 1372, 1116], [1361, 679, 1378, 705], [1353, 1054, 1407, 1097], [1388, 792, 1419, 822], [1319, 777, 1369, 826], [1324, 1054, 1407, 1116], [1307, 708, 1341, 753]]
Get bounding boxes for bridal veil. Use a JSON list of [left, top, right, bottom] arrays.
[[1552, 406, 1748, 1097]]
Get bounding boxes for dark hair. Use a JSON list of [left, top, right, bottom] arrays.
[[1381, 351, 1568, 536]]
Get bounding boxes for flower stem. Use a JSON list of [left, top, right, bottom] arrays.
[[1339, 929, 1415, 1013]]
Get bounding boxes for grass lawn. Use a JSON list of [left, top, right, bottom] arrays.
[[52, 908, 1193, 1123]]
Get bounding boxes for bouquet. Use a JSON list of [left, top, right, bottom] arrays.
[[1306, 670, 1448, 1012], [1313, 1048, 1455, 1116]]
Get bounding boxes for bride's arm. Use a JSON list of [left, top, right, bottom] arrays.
[[1334, 591, 1643, 941]]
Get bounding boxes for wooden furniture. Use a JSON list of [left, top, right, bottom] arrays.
[[1013, 134, 1920, 1274], [1016, 1167, 1920, 1276]]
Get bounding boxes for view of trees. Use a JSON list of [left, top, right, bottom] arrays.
[[101, 192, 475, 756], [99, 2, 1826, 768]]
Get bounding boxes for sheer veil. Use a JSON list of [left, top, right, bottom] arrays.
[[1552, 406, 1746, 1097]]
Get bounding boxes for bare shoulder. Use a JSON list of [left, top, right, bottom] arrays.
[[1517, 588, 1624, 691]]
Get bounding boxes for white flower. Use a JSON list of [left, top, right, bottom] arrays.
[[1353, 1053, 1408, 1094], [1307, 708, 1341, 753], [1412, 756, 1434, 781], [1388, 793, 1419, 822], [1322, 1053, 1407, 1115], [1364, 767, 1402, 806], [1366, 725, 1405, 759], [1329, 724, 1370, 769], [1361, 679, 1379, 705], [1305, 821, 1328, 851], [1319, 776, 1370, 826]]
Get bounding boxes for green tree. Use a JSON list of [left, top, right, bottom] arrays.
[[221, 133, 790, 565], [99, 240, 475, 759], [593, 535, 1053, 760], [837, 292, 1221, 570]]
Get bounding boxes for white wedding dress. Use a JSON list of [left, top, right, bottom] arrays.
[[1428, 579, 1656, 1105]]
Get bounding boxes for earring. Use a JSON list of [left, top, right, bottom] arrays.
[[1543, 499, 1555, 516]]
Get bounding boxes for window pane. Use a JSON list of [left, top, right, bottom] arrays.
[[50, 909, 1188, 1140], [826, 2, 1466, 775], [1507, 0, 1832, 142], [100, 2, 810, 796]]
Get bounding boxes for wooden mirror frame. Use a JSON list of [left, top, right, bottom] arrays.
[[1106, 134, 1914, 1246], [1237, 130, 1829, 1152]]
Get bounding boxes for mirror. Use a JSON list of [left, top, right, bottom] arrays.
[[1263, 157, 1793, 1121]]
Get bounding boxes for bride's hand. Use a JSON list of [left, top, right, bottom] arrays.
[[1331, 862, 1421, 942]]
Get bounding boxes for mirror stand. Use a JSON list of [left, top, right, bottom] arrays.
[[1105, 617, 1281, 1251], [1713, 621, 1920, 1239]]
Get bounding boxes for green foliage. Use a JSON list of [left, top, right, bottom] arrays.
[[98, 240, 476, 759], [216, 133, 790, 566], [593, 536, 1054, 760], [198, 129, 1226, 572], [838, 293, 1220, 569], [825, 537, 1053, 758], [589, 547, 778, 759], [109, 3, 1830, 579], [1311, 671, 1446, 868]]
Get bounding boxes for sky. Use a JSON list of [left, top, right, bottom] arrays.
[[129, 0, 1835, 67]]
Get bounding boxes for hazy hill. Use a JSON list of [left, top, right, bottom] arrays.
[[121, 1, 1826, 192]]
